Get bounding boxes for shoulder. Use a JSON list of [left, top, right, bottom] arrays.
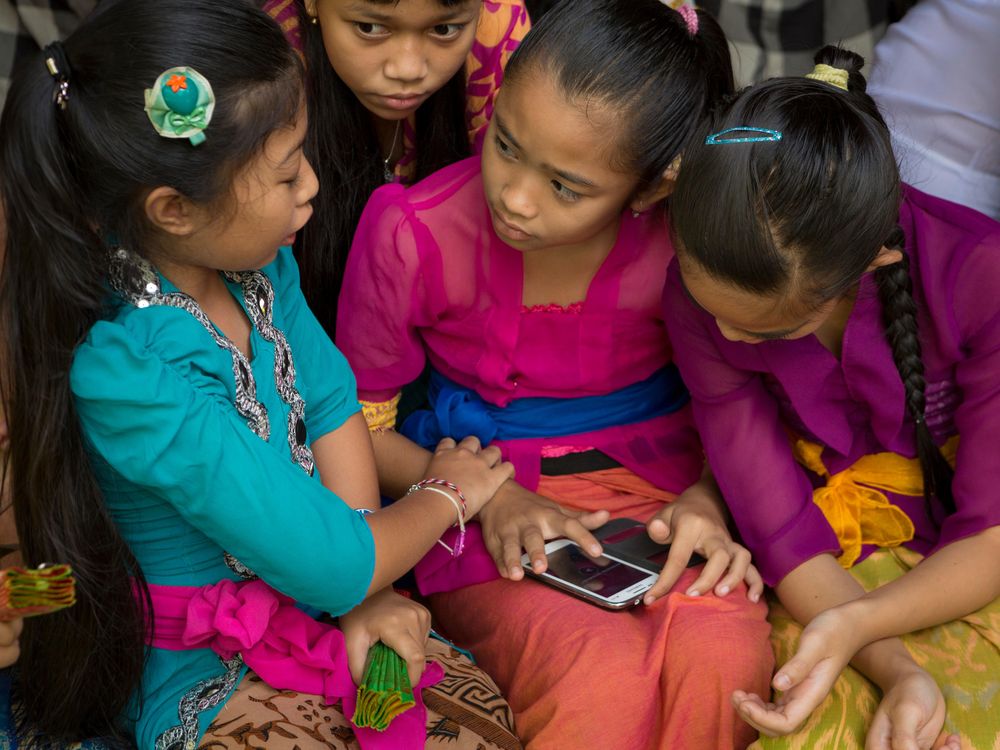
[[473, 0, 530, 51], [902, 185, 1000, 340]]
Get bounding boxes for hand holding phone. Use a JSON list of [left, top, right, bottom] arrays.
[[521, 539, 659, 610]]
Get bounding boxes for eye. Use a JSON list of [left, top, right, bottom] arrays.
[[283, 172, 302, 188], [551, 180, 581, 202], [494, 134, 515, 159], [430, 23, 465, 40], [354, 22, 389, 38]]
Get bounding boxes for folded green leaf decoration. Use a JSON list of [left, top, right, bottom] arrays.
[[0, 565, 76, 620], [352, 641, 415, 731]]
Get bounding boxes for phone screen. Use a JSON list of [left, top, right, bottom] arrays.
[[544, 544, 650, 597]]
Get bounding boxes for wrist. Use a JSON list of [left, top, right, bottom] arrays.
[[406, 479, 467, 557]]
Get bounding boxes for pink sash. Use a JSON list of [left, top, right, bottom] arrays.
[[144, 579, 444, 749]]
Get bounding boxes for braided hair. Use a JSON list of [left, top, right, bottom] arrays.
[[672, 45, 954, 514]]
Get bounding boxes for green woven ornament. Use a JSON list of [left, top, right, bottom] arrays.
[[351, 642, 415, 731], [0, 564, 76, 620], [144, 66, 215, 146]]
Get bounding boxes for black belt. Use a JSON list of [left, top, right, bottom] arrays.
[[540, 449, 622, 476]]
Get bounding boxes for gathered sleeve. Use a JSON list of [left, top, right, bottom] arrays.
[[336, 184, 437, 403], [71, 319, 375, 616], [662, 263, 841, 585], [266, 247, 360, 439], [937, 229, 1000, 548]]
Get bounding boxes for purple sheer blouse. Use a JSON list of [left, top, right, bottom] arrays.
[[664, 186, 1000, 586], [337, 157, 702, 493]]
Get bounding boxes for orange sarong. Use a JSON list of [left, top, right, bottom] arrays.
[[430, 468, 774, 750]]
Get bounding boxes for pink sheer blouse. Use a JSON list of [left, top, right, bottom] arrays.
[[664, 186, 1000, 586], [337, 157, 702, 493]]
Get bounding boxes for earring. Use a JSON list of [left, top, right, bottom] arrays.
[[631, 210, 640, 218], [310, 15, 318, 24]]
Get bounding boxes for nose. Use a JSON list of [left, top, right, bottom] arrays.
[[299, 155, 319, 205], [383, 37, 428, 84], [498, 174, 538, 221]]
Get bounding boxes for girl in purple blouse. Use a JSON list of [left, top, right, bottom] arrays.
[[665, 46, 1000, 750]]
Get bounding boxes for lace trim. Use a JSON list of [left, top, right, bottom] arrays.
[[154, 656, 244, 750], [361, 393, 401, 432], [520, 301, 584, 314]]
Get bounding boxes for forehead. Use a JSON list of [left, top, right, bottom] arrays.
[[326, 0, 477, 16], [495, 69, 629, 183]]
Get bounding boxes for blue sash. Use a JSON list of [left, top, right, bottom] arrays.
[[401, 366, 689, 449]]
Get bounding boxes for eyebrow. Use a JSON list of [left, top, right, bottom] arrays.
[[494, 115, 598, 189], [346, 1, 473, 21], [678, 273, 804, 339], [279, 135, 306, 166]]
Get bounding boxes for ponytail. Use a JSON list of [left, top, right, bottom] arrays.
[[0, 41, 149, 742], [874, 228, 955, 516]]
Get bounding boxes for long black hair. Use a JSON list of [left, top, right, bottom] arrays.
[[502, 0, 734, 193], [671, 46, 954, 515], [0, 0, 302, 739], [296, 0, 471, 335]]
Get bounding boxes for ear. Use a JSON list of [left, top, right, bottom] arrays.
[[865, 245, 904, 272], [629, 155, 682, 214], [144, 187, 200, 237], [304, 0, 318, 20]]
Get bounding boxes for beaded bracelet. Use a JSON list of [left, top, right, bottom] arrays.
[[407, 478, 467, 557]]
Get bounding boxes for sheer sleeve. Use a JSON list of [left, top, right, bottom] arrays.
[[937, 229, 1000, 548], [266, 247, 360, 440], [336, 184, 436, 403], [663, 263, 841, 585], [71, 319, 375, 616]]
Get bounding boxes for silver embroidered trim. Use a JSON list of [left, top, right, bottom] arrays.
[[153, 655, 244, 750], [226, 270, 315, 476]]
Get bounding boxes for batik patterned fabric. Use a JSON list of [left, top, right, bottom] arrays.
[[199, 637, 522, 750], [753, 548, 1000, 750], [262, 0, 530, 180], [698, 0, 904, 86]]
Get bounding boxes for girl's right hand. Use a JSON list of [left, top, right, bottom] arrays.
[[423, 436, 514, 519], [0, 617, 23, 668]]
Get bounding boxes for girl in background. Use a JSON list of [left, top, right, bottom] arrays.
[[666, 46, 999, 750], [337, 1, 775, 747], [264, 0, 529, 334], [0, 1, 517, 747]]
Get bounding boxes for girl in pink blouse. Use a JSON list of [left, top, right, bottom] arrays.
[[666, 46, 1000, 750], [337, 1, 776, 747], [264, 0, 530, 335]]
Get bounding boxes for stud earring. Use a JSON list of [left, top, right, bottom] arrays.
[[310, 15, 318, 24], [632, 209, 641, 218]]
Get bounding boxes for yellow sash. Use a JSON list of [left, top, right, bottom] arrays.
[[792, 436, 958, 568]]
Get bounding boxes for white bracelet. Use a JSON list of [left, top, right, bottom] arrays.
[[409, 485, 466, 556]]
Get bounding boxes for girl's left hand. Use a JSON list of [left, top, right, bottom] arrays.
[[339, 588, 431, 686], [866, 668, 958, 750], [643, 481, 763, 604], [731, 606, 861, 736]]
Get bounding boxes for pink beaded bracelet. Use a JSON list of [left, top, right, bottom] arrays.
[[407, 478, 467, 557]]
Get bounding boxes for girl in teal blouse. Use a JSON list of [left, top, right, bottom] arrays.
[[0, 1, 514, 747]]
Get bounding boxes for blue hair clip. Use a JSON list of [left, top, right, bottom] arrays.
[[705, 127, 783, 145]]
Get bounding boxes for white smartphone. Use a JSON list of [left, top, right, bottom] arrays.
[[522, 539, 659, 610]]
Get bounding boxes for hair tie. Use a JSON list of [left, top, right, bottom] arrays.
[[43, 41, 71, 110], [676, 4, 699, 36], [144, 66, 216, 147], [805, 63, 850, 91]]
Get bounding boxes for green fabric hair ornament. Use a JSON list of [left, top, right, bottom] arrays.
[[144, 66, 215, 146], [351, 642, 415, 731], [0, 564, 76, 620]]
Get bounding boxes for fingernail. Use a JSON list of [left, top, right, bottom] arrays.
[[750, 592, 760, 603], [590, 546, 601, 556], [774, 674, 790, 690], [686, 588, 700, 597], [644, 594, 654, 605], [717, 585, 730, 596]]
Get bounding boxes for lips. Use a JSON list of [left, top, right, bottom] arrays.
[[491, 207, 532, 242], [377, 92, 427, 111]]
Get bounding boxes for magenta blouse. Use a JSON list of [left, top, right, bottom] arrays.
[[664, 186, 1000, 586], [337, 157, 702, 494]]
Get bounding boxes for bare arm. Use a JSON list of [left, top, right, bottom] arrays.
[[312, 412, 380, 511]]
